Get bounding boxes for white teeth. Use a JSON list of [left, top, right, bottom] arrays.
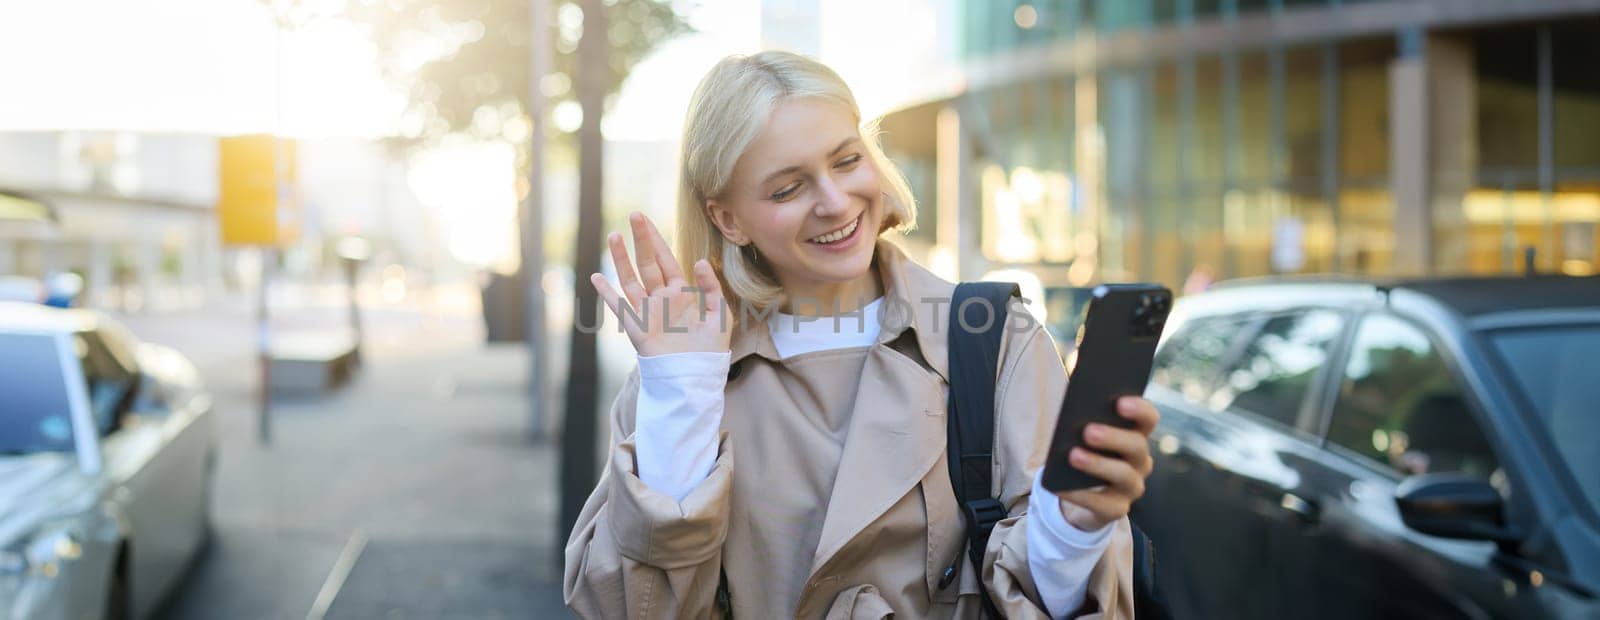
[[810, 215, 859, 244]]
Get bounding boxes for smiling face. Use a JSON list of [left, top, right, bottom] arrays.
[[706, 97, 884, 305]]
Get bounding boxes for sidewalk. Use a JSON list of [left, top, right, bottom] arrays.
[[117, 288, 575, 619]]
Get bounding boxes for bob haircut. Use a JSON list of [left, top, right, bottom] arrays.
[[674, 50, 918, 313]]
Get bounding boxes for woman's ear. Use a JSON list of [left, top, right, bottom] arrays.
[[706, 199, 749, 246]]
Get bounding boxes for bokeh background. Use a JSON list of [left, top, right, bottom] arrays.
[[2, 1, 1598, 617]]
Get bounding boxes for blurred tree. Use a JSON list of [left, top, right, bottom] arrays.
[[263, 0, 689, 160], [562, 0, 606, 542]]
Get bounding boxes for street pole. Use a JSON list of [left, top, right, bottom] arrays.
[[258, 247, 273, 444], [260, 8, 286, 447], [346, 258, 361, 365], [525, 0, 551, 441]]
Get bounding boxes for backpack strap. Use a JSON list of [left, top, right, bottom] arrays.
[[1131, 521, 1174, 620], [945, 281, 1019, 617]]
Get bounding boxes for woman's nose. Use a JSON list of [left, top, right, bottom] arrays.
[[813, 173, 850, 217]]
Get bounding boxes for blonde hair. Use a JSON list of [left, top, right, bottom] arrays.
[[675, 50, 918, 312]]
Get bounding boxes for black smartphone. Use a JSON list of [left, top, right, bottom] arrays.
[[1041, 283, 1173, 492]]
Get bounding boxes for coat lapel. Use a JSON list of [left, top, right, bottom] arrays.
[[805, 240, 959, 576], [806, 343, 947, 576]]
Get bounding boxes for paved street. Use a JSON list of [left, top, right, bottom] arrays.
[[115, 284, 596, 619]]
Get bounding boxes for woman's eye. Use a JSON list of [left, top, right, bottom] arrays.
[[835, 154, 863, 169], [771, 182, 801, 201]]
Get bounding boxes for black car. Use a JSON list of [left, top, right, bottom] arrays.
[[1129, 276, 1599, 619]]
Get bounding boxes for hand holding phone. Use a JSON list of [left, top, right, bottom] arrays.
[[1041, 284, 1171, 494]]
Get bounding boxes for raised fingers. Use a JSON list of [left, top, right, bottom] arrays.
[[1083, 423, 1154, 476], [638, 213, 687, 286], [629, 213, 667, 291], [590, 273, 642, 341], [606, 232, 646, 310]]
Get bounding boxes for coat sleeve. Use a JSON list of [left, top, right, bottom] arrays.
[[563, 368, 735, 619], [981, 323, 1136, 619]]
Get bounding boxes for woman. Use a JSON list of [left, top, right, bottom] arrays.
[[564, 51, 1158, 619]]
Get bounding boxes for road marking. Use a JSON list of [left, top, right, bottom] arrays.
[[306, 528, 368, 620]]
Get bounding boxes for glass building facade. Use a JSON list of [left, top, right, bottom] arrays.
[[877, 1, 1600, 296]]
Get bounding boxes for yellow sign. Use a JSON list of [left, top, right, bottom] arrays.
[[218, 135, 299, 246]]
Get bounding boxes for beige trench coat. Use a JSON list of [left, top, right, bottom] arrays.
[[564, 239, 1134, 619]]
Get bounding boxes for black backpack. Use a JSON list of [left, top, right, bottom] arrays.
[[946, 282, 1171, 619]]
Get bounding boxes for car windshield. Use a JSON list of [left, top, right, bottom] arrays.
[[0, 332, 76, 454], [1488, 323, 1600, 518]]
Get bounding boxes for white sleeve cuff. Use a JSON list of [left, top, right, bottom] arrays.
[[637, 350, 732, 379], [633, 351, 730, 502], [1026, 469, 1115, 619]]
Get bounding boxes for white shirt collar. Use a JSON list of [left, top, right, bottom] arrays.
[[767, 297, 884, 359]]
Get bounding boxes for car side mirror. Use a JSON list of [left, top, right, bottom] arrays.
[[1395, 473, 1521, 544]]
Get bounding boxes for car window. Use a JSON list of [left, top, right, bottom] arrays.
[[1489, 324, 1597, 516], [1209, 309, 1344, 429], [1151, 314, 1254, 403], [0, 332, 76, 454], [76, 330, 136, 437], [94, 319, 140, 371], [1328, 314, 1500, 479]]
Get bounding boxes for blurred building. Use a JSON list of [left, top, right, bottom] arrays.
[[864, 0, 1600, 292], [0, 131, 431, 311], [0, 131, 223, 311]]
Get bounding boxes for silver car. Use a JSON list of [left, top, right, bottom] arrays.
[[1, 302, 215, 619]]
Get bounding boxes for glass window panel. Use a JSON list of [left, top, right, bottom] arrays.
[[1283, 46, 1324, 190], [1191, 56, 1227, 277], [1339, 39, 1393, 185], [1086, 0, 1151, 33], [1475, 27, 1540, 179], [1152, 0, 1180, 25], [1210, 309, 1344, 429], [1101, 68, 1150, 278], [1491, 325, 1600, 516], [1552, 22, 1600, 172], [1277, 46, 1334, 274], [1236, 51, 1274, 186], [77, 330, 136, 437], [1552, 20, 1600, 276], [0, 332, 75, 454], [1152, 314, 1255, 402], [1193, 58, 1225, 184], [1149, 196, 1184, 290], [1150, 63, 1181, 192], [1235, 0, 1273, 13], [1328, 314, 1499, 479], [1222, 51, 1277, 279], [1044, 0, 1079, 41], [1016, 81, 1042, 168], [978, 80, 1079, 265], [1055, 76, 1076, 172], [1339, 38, 1396, 274]]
